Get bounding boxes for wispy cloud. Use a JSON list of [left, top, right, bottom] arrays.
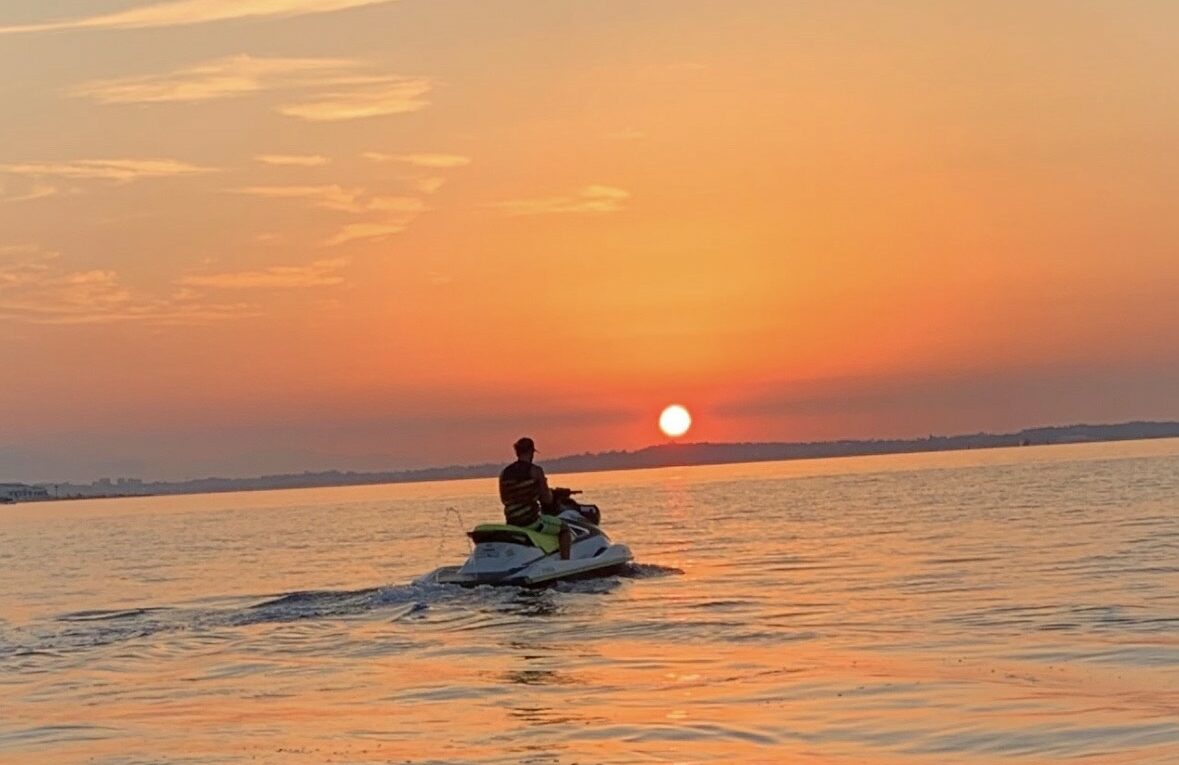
[[490, 185, 630, 216], [73, 55, 431, 122], [0, 180, 61, 203], [0, 245, 253, 325], [231, 185, 424, 215], [278, 76, 430, 121], [0, 0, 399, 35], [72, 56, 351, 103], [363, 152, 471, 168], [230, 185, 425, 247], [0, 159, 209, 204], [413, 177, 446, 194], [0, 244, 57, 285], [361, 152, 469, 195], [255, 154, 329, 167], [322, 222, 408, 247], [0, 158, 211, 182], [177, 257, 350, 289]]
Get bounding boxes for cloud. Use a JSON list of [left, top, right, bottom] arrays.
[[177, 257, 350, 289], [490, 185, 630, 216], [255, 154, 329, 167], [0, 159, 211, 182], [321, 222, 408, 247], [0, 159, 209, 204], [230, 185, 425, 247], [0, 0, 399, 35], [360, 152, 468, 195], [0, 245, 253, 325], [413, 177, 446, 194], [363, 152, 471, 168], [73, 56, 351, 103], [73, 55, 431, 122], [277, 76, 430, 121], [0, 180, 61, 203], [230, 185, 424, 214], [0, 244, 58, 282]]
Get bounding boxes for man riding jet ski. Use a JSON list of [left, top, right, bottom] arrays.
[[498, 437, 572, 559], [435, 437, 632, 586]]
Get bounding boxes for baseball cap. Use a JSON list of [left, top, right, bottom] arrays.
[[513, 437, 537, 454]]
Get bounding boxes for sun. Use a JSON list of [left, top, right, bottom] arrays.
[[659, 404, 692, 438]]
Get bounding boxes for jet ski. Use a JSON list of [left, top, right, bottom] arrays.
[[436, 488, 633, 586]]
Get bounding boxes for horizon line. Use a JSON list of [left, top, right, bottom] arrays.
[[18, 418, 1179, 496]]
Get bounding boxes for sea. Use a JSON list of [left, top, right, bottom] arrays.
[[2, 439, 1178, 765]]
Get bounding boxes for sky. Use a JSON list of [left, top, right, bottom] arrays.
[[1, 1, 1177, 482]]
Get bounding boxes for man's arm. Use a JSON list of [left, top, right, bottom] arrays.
[[533, 464, 553, 507]]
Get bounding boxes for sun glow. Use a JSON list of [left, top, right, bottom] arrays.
[[659, 404, 692, 438]]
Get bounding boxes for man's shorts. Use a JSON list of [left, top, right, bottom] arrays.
[[530, 514, 565, 536]]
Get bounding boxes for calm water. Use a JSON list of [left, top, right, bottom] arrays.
[[2, 440, 1178, 764]]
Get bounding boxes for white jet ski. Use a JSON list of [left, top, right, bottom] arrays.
[[436, 489, 632, 587]]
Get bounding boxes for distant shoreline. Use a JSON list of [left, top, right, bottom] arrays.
[[10, 420, 1178, 503]]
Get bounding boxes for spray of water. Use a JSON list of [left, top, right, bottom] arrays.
[[436, 506, 472, 560]]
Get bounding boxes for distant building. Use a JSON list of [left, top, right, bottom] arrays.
[[0, 483, 51, 502]]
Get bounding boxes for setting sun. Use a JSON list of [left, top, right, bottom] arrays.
[[659, 405, 692, 438]]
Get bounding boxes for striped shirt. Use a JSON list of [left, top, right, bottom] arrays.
[[499, 460, 546, 527]]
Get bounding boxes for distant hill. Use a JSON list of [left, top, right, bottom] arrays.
[[34, 420, 1179, 500]]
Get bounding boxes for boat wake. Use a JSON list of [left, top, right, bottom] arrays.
[[0, 563, 683, 662]]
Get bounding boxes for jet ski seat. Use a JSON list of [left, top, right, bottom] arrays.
[[468, 524, 561, 555]]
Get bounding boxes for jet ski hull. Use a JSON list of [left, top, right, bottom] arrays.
[[436, 542, 632, 587], [436, 497, 633, 587]]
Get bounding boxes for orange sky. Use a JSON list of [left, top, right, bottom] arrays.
[[1, 1, 1177, 481]]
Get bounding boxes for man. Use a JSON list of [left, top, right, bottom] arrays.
[[498, 437, 571, 560]]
